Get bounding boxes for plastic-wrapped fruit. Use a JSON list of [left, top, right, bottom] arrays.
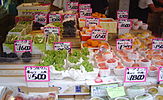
[[47, 34, 57, 44], [21, 52, 32, 62], [15, 96, 23, 100], [5, 34, 19, 43], [33, 34, 45, 44]]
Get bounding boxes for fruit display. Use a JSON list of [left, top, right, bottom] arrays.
[[20, 34, 33, 40], [82, 39, 109, 48], [5, 34, 20, 44], [33, 34, 46, 44], [92, 12, 106, 18]]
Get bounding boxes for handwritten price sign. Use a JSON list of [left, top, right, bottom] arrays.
[[86, 18, 99, 27], [152, 38, 163, 50], [118, 19, 131, 29], [116, 39, 132, 50], [44, 27, 60, 35], [79, 8, 92, 18], [66, 2, 78, 11], [24, 66, 50, 82], [34, 14, 47, 25], [64, 14, 77, 20], [54, 42, 71, 52], [14, 40, 32, 53], [91, 29, 108, 40], [124, 67, 147, 82], [49, 14, 61, 23], [158, 67, 163, 81], [117, 10, 128, 19], [79, 4, 91, 9]]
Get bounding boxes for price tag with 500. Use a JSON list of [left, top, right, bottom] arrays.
[[124, 67, 148, 82], [34, 14, 47, 24], [66, 2, 78, 11], [116, 39, 132, 50], [118, 19, 131, 29], [44, 27, 60, 35], [54, 42, 71, 52], [152, 38, 163, 50], [79, 8, 92, 18], [91, 29, 108, 40], [14, 40, 32, 53], [24, 66, 50, 82], [49, 14, 61, 23], [117, 10, 128, 19]]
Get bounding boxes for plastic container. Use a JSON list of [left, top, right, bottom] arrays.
[[134, 93, 153, 100]]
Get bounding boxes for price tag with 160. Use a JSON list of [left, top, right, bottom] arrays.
[[118, 19, 131, 29], [91, 29, 108, 40], [54, 42, 71, 52], [124, 67, 147, 82], [117, 10, 128, 19], [24, 66, 50, 82], [44, 27, 60, 35], [49, 14, 61, 23], [116, 39, 132, 50], [14, 40, 32, 53], [152, 38, 163, 50]]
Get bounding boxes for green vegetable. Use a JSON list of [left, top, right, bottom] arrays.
[[72, 65, 80, 70], [81, 47, 89, 56], [68, 56, 79, 63], [82, 61, 93, 72], [53, 64, 65, 71]]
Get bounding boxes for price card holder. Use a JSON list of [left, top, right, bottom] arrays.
[[91, 29, 108, 40], [85, 18, 100, 27], [49, 14, 62, 23], [152, 38, 163, 50], [118, 19, 131, 29], [44, 27, 60, 35], [158, 67, 163, 81], [66, 2, 78, 11], [34, 13, 47, 25], [124, 67, 148, 82], [117, 10, 128, 19], [79, 8, 92, 18], [14, 40, 32, 53], [24, 66, 50, 82], [64, 14, 77, 20], [54, 42, 71, 53], [116, 39, 132, 50], [79, 4, 91, 9]]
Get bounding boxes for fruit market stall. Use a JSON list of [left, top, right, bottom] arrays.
[[0, 1, 163, 100]]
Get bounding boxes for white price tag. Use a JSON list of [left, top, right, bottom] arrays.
[[118, 19, 131, 29], [91, 29, 108, 40], [14, 40, 32, 53], [79, 4, 91, 9], [54, 42, 71, 52], [25, 66, 50, 82], [79, 8, 92, 18], [117, 10, 128, 19], [64, 14, 77, 20], [34, 14, 47, 24], [49, 14, 62, 23], [116, 39, 132, 50], [44, 27, 60, 35], [66, 2, 78, 11], [158, 67, 163, 81], [152, 38, 163, 50], [124, 67, 147, 82], [85, 18, 99, 27]]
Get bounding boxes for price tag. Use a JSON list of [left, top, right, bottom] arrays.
[[85, 18, 99, 27], [24, 66, 50, 82], [117, 10, 128, 19], [44, 27, 60, 35], [158, 67, 163, 81], [34, 14, 47, 24], [116, 39, 132, 50], [79, 8, 92, 18], [79, 4, 91, 9], [66, 2, 78, 11], [91, 29, 108, 40], [152, 38, 163, 50], [49, 14, 62, 23], [64, 14, 77, 20], [54, 42, 71, 52], [107, 86, 126, 98], [118, 19, 131, 29], [14, 40, 32, 53], [124, 67, 147, 82]]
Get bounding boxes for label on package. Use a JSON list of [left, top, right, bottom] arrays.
[[24, 66, 50, 82], [66, 2, 78, 11], [117, 10, 128, 19], [79, 8, 92, 18], [124, 67, 147, 82], [14, 40, 32, 53], [49, 14, 62, 23], [85, 18, 99, 27], [152, 38, 163, 50], [44, 27, 60, 35], [116, 39, 132, 50], [54, 42, 71, 52], [91, 29, 108, 40], [118, 19, 131, 29]]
